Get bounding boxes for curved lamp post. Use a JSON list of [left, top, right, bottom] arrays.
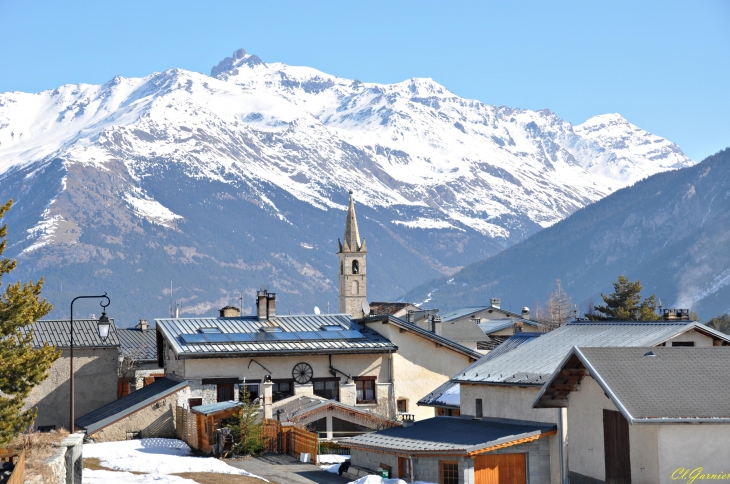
[[70, 293, 111, 431]]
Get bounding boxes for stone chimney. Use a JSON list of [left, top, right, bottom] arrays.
[[431, 315, 442, 336], [514, 321, 524, 333], [521, 307, 530, 320], [490, 298, 501, 309], [136, 319, 148, 331], [219, 306, 241, 318], [262, 378, 274, 420], [267, 292, 276, 318], [662, 309, 690, 321], [256, 288, 268, 320]]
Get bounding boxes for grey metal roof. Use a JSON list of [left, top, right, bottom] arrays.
[[156, 314, 397, 358], [454, 321, 730, 386], [192, 401, 242, 415], [419, 333, 543, 408], [478, 320, 518, 334], [341, 416, 556, 454], [535, 347, 730, 422], [22, 319, 120, 348], [361, 315, 482, 359], [117, 327, 157, 361], [438, 319, 490, 343], [441, 306, 538, 325], [76, 377, 188, 434], [273, 394, 398, 426]]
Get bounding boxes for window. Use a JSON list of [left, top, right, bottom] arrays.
[[37, 425, 56, 433], [313, 379, 339, 400], [397, 399, 408, 413], [188, 398, 203, 408], [242, 383, 259, 402], [272, 380, 294, 401], [353, 280, 360, 295], [475, 398, 483, 418], [671, 341, 695, 347], [217, 383, 234, 402], [340, 262, 344, 275], [352, 260, 359, 274], [440, 461, 458, 484], [355, 377, 376, 403]]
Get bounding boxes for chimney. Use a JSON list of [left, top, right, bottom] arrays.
[[663, 309, 690, 321], [267, 292, 276, 318], [256, 288, 268, 320], [521, 307, 530, 320], [431, 315, 442, 336], [514, 321, 523, 333], [219, 306, 241, 318], [174, 306, 179, 319], [490, 298, 501, 309], [137, 319, 148, 331]]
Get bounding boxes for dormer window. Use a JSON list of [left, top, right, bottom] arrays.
[[321, 325, 344, 331], [199, 327, 221, 334], [352, 260, 359, 274]]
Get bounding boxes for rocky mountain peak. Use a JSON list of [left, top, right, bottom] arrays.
[[210, 48, 265, 78]]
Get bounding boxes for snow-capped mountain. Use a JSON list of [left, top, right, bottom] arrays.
[[0, 49, 694, 324]]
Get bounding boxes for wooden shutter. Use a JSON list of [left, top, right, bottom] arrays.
[[603, 409, 631, 484]]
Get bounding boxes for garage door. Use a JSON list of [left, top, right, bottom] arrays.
[[474, 454, 526, 484]]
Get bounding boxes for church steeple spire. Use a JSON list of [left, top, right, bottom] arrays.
[[342, 190, 362, 252], [337, 190, 367, 318]]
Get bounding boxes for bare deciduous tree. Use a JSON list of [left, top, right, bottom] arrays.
[[537, 279, 574, 331]]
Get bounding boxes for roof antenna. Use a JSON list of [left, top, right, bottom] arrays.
[[169, 281, 173, 318]]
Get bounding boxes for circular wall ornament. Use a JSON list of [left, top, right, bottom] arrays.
[[292, 362, 313, 384]]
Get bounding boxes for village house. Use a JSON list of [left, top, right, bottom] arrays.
[[343, 318, 730, 484], [533, 346, 730, 484], [21, 319, 120, 432], [117, 319, 164, 397]]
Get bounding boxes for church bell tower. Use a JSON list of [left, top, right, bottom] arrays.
[[338, 191, 367, 318]]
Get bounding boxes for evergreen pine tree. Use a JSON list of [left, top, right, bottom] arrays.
[[586, 274, 659, 321], [0, 200, 60, 445], [706, 314, 730, 334], [226, 386, 263, 455]]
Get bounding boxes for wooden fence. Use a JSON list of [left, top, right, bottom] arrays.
[[286, 426, 318, 462], [262, 419, 283, 454], [0, 448, 25, 484], [175, 405, 199, 450]]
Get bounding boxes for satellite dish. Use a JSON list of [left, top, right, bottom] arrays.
[[361, 300, 371, 316], [314, 306, 321, 315]]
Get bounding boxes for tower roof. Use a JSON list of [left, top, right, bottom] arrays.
[[341, 191, 365, 252]]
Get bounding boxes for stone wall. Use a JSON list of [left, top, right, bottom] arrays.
[[37, 433, 84, 484], [90, 391, 181, 442], [24, 348, 118, 431]]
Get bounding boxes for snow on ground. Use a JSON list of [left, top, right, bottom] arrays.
[[83, 438, 265, 479], [84, 469, 199, 484], [348, 476, 435, 484], [319, 454, 349, 473]]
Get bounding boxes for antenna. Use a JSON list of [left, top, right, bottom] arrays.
[[327, 302, 330, 314], [314, 306, 321, 315], [239, 292, 244, 311], [169, 281, 173, 318], [361, 300, 371, 317]]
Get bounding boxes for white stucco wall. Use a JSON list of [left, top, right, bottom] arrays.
[[459, 383, 565, 484], [665, 330, 715, 347], [566, 376, 660, 483], [367, 321, 476, 421], [657, 424, 730, 484]]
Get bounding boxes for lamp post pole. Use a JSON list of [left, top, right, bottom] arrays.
[[70, 293, 111, 432]]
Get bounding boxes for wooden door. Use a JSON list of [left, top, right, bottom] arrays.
[[474, 454, 526, 484], [398, 457, 411, 480], [603, 409, 631, 484], [217, 383, 234, 402]]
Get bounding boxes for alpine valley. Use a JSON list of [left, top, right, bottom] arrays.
[[0, 49, 694, 325]]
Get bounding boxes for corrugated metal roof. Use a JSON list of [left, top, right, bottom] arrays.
[[441, 306, 539, 325], [22, 320, 120, 348], [273, 394, 398, 426], [156, 314, 397, 358], [536, 347, 730, 421], [76, 378, 188, 434], [192, 401, 242, 415], [361, 315, 483, 359], [477, 320, 517, 334], [117, 328, 157, 361], [455, 321, 730, 386], [419, 333, 543, 408], [341, 416, 556, 453], [438, 319, 490, 343]]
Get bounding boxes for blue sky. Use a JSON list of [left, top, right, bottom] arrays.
[[1, 1, 728, 161]]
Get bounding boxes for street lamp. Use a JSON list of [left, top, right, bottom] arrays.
[[69, 293, 111, 432]]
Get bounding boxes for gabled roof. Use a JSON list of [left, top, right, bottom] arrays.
[[419, 333, 543, 409], [273, 394, 399, 427], [360, 315, 482, 360], [534, 347, 730, 423], [454, 321, 730, 386], [477, 319, 538, 336], [441, 306, 538, 324], [192, 401, 242, 415], [369, 302, 417, 316], [117, 327, 157, 361], [341, 416, 556, 455], [438, 319, 490, 343], [156, 314, 396, 358], [22, 320, 120, 348], [76, 378, 188, 434]]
